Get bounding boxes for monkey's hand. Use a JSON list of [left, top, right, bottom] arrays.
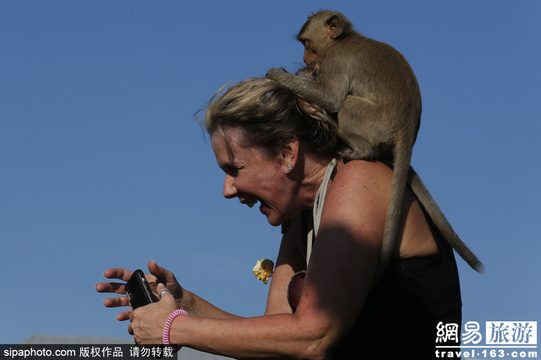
[[295, 68, 316, 80], [266, 68, 292, 82]]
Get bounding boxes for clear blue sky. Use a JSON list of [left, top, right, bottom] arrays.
[[1, 1, 540, 344]]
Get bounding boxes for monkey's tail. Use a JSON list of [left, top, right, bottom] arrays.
[[374, 141, 412, 282], [408, 167, 484, 272]]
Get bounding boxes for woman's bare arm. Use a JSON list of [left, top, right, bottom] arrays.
[[131, 161, 389, 359]]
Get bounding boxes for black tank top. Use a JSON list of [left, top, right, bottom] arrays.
[[330, 213, 462, 359], [283, 207, 462, 359]]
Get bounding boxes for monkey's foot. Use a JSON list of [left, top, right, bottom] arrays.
[[341, 147, 374, 161]]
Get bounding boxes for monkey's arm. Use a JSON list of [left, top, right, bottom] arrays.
[[266, 68, 348, 113]]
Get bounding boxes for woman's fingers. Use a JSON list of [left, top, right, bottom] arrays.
[[102, 295, 130, 308], [118, 308, 133, 322], [103, 268, 134, 282], [95, 281, 126, 295]]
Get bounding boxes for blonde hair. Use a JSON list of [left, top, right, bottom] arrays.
[[204, 77, 348, 158]]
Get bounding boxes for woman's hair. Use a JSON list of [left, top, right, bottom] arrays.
[[203, 77, 349, 159]]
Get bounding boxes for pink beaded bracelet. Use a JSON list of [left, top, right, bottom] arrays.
[[163, 309, 188, 352]]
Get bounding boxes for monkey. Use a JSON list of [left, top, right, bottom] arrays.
[[266, 10, 483, 276]]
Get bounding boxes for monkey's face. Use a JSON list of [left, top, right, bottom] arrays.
[[298, 30, 322, 70], [301, 40, 319, 69], [298, 13, 344, 69], [211, 129, 301, 227]]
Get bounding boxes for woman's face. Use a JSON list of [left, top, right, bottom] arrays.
[[211, 128, 297, 226]]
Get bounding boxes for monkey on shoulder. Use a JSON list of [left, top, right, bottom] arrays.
[[266, 10, 483, 274], [266, 9, 421, 163]]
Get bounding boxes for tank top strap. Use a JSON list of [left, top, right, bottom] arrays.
[[307, 158, 338, 266]]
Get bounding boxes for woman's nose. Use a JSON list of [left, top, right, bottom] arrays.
[[223, 173, 238, 199]]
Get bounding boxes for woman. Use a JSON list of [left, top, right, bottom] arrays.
[[96, 77, 461, 359]]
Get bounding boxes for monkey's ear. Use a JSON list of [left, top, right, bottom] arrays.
[[326, 15, 344, 39]]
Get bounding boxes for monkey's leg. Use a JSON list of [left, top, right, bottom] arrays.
[[340, 134, 375, 161], [337, 96, 378, 161]]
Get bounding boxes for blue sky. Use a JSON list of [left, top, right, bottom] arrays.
[[1, 1, 540, 345]]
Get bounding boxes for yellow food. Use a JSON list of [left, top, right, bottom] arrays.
[[252, 259, 274, 284]]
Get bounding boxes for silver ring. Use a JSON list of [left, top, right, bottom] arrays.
[[159, 289, 170, 298]]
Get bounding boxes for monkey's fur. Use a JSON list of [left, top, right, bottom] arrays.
[[266, 10, 482, 275]]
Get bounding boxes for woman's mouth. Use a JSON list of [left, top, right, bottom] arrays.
[[242, 198, 270, 216], [258, 200, 271, 214], [246, 199, 258, 208]]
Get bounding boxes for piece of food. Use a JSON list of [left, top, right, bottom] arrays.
[[253, 259, 274, 284]]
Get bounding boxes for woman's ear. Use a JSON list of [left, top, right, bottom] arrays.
[[279, 137, 299, 173]]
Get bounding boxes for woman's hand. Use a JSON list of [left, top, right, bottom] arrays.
[[95, 260, 186, 321], [128, 283, 179, 345]]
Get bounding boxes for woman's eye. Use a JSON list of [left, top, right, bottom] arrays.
[[225, 166, 240, 177]]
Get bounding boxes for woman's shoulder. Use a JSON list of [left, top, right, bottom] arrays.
[[323, 159, 392, 220], [318, 160, 389, 250], [334, 159, 393, 188]]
